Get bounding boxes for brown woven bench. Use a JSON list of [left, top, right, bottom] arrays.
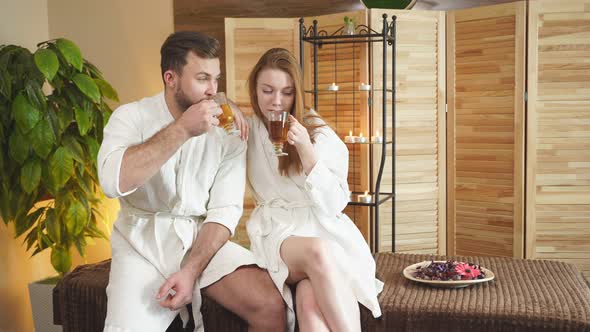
[[53, 253, 590, 331]]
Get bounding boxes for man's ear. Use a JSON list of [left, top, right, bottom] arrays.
[[163, 70, 177, 88]]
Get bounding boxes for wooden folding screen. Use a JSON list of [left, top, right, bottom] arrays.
[[447, 2, 526, 258], [526, 0, 590, 278], [371, 9, 446, 253]]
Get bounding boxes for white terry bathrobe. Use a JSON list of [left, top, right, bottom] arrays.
[[246, 115, 383, 332], [97, 92, 256, 332]]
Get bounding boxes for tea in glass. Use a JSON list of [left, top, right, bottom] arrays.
[[212, 92, 239, 135], [268, 111, 289, 156]]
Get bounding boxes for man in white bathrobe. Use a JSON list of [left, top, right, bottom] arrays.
[[97, 31, 285, 331]]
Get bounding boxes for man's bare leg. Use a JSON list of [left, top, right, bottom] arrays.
[[202, 265, 286, 331]]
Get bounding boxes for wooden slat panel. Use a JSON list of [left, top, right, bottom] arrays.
[[225, 18, 298, 247], [527, 0, 590, 279], [371, 9, 446, 253], [447, 2, 525, 258]]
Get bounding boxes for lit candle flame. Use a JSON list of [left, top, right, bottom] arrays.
[[364, 191, 368, 195], [349, 130, 352, 136], [359, 132, 363, 137], [376, 130, 380, 136]]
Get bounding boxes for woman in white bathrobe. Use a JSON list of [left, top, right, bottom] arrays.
[[245, 48, 383, 332]]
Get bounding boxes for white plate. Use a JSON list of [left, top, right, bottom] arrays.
[[403, 261, 495, 288]]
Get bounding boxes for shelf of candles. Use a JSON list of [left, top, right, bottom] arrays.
[[343, 140, 393, 145], [347, 191, 394, 207], [343, 131, 390, 145], [304, 88, 393, 94]]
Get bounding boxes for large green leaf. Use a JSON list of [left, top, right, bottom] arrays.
[[29, 117, 55, 159], [72, 73, 100, 103], [55, 38, 82, 71], [34, 48, 59, 81], [94, 78, 118, 102], [84, 136, 100, 163], [41, 162, 57, 196], [45, 209, 60, 243], [48, 147, 73, 190], [74, 105, 91, 135], [57, 104, 74, 130], [20, 158, 42, 194], [51, 246, 71, 274], [9, 129, 29, 164], [13, 93, 40, 133], [75, 168, 92, 196], [65, 198, 87, 236], [40, 232, 53, 250], [45, 106, 62, 138], [62, 135, 85, 163], [25, 81, 46, 110]]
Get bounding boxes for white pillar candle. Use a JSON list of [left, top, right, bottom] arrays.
[[359, 82, 371, 91], [358, 191, 372, 203], [327, 82, 339, 91], [372, 130, 383, 143], [355, 132, 367, 143], [344, 130, 356, 143]]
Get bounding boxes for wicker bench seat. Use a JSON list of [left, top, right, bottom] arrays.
[[53, 252, 590, 331]]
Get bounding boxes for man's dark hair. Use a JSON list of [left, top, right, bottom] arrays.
[[160, 31, 220, 80]]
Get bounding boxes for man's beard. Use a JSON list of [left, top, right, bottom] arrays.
[[174, 86, 193, 112]]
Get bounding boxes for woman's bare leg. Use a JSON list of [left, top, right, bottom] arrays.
[[295, 278, 329, 332], [281, 236, 360, 332]]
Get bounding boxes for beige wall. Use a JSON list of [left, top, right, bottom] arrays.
[[0, 0, 49, 50], [0, 1, 173, 331], [48, 0, 174, 104]]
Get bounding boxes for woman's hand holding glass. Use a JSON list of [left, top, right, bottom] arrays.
[[286, 115, 312, 151], [287, 115, 317, 174]]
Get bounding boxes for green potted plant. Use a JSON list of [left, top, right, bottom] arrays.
[[0, 38, 117, 273], [344, 16, 356, 35], [1, 38, 118, 330]]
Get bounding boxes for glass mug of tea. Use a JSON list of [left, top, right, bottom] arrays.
[[212, 92, 239, 135], [268, 111, 289, 156]]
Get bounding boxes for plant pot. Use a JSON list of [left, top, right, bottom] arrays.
[[28, 276, 62, 332], [344, 22, 355, 35]]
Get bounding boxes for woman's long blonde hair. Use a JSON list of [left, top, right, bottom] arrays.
[[248, 48, 324, 176]]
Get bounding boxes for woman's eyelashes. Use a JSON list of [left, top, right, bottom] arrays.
[[262, 89, 294, 96]]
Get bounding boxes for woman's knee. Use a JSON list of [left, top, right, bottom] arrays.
[[302, 238, 333, 274]]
